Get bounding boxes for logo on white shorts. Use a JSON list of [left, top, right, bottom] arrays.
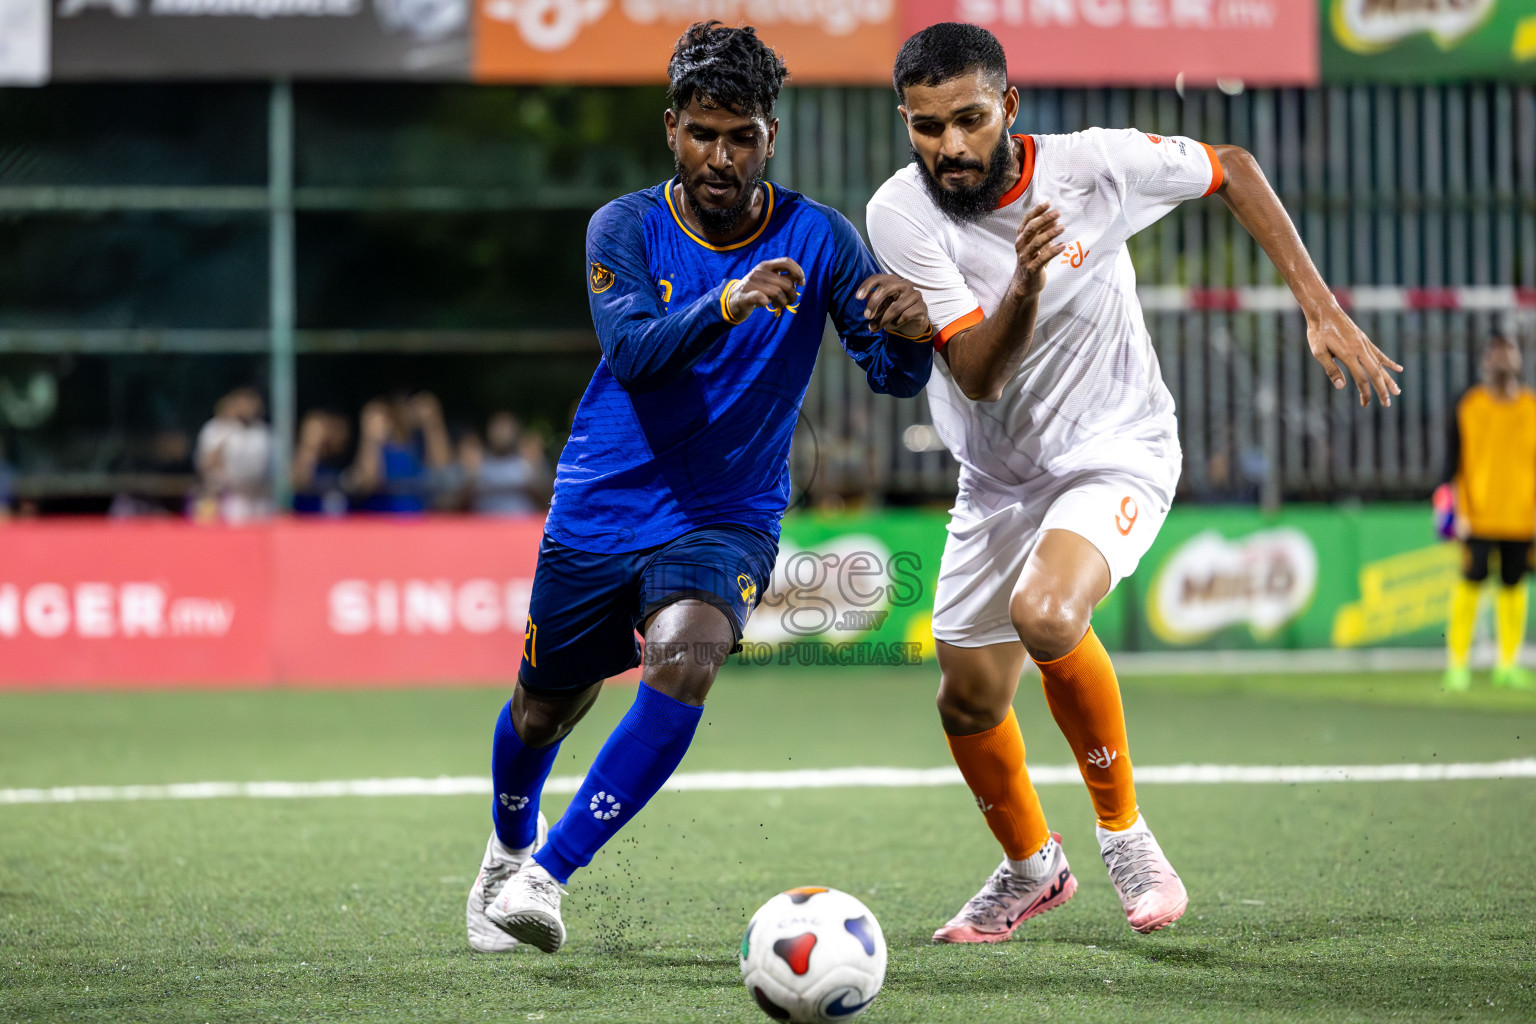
[[590, 791, 622, 820], [1086, 746, 1118, 769], [1115, 496, 1139, 536], [499, 793, 529, 811]]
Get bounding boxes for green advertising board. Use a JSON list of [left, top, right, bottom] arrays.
[[770, 504, 1478, 658], [1322, 0, 1536, 82], [1127, 504, 1459, 652], [748, 510, 948, 664]]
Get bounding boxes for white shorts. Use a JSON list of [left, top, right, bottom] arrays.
[[931, 471, 1172, 648]]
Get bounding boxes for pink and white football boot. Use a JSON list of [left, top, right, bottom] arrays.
[[933, 833, 1077, 943], [1098, 816, 1188, 934]]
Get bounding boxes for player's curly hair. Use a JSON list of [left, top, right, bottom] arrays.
[[668, 22, 788, 119], [892, 22, 1008, 99]]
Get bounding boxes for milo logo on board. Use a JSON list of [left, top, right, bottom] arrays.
[[1330, 0, 1496, 53]]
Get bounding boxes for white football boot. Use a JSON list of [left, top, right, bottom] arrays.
[[933, 833, 1077, 943], [1098, 816, 1188, 934], [486, 860, 567, 953], [466, 812, 548, 953]]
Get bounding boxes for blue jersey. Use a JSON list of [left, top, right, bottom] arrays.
[[544, 179, 933, 554]]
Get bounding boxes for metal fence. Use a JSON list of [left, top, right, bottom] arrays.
[[776, 84, 1536, 508], [2, 82, 1532, 510]]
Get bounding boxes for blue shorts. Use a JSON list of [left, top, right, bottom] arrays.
[[518, 523, 778, 694]]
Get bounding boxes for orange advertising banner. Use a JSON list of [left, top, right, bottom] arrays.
[[473, 0, 902, 83]]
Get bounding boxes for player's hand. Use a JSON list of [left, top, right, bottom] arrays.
[[1307, 304, 1403, 407], [727, 257, 805, 321], [1011, 202, 1066, 299], [855, 273, 931, 338]]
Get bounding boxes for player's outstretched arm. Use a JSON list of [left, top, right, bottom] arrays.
[[730, 256, 932, 394], [587, 200, 745, 394], [940, 202, 1065, 403], [1211, 145, 1403, 408], [824, 269, 933, 398], [839, 272, 934, 397], [855, 273, 931, 341], [724, 257, 806, 321], [819, 206, 933, 397]]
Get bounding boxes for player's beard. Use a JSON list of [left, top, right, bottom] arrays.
[[914, 131, 1016, 224], [676, 159, 766, 236]]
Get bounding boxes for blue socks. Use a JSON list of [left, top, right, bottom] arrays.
[[534, 683, 703, 884], [490, 698, 563, 850]]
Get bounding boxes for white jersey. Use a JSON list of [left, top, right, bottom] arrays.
[[867, 127, 1223, 519]]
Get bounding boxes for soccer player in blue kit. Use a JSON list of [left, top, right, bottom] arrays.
[[465, 21, 935, 954]]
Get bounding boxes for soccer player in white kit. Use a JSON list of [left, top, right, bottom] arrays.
[[866, 23, 1402, 942]]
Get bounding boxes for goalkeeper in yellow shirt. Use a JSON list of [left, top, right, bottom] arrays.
[[1445, 336, 1536, 690]]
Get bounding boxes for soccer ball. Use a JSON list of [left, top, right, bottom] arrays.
[[740, 886, 886, 1023]]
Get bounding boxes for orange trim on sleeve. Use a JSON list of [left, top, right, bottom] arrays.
[[1200, 142, 1225, 197], [887, 323, 934, 342], [935, 307, 984, 351], [992, 135, 1036, 210]]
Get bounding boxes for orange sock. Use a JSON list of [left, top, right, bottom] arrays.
[[1036, 627, 1139, 830], [945, 707, 1051, 860]]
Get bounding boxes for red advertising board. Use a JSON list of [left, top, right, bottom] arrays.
[[902, 0, 1318, 86], [0, 519, 546, 689], [272, 518, 539, 685]]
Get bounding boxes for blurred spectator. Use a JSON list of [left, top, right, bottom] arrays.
[[293, 410, 353, 516], [462, 411, 552, 515], [123, 430, 195, 518], [347, 392, 452, 513], [444, 429, 482, 512], [150, 430, 194, 482], [194, 387, 272, 523]]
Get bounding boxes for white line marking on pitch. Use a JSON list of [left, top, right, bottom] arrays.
[[2, 759, 1533, 806]]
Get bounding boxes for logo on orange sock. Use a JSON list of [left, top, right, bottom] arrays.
[[1085, 746, 1118, 769]]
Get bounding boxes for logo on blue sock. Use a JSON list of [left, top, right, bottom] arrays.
[[499, 793, 529, 811], [590, 791, 623, 821]]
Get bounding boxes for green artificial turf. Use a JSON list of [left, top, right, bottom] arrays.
[[2, 668, 1534, 1022]]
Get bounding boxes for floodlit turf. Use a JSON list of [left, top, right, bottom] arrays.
[[2, 667, 1534, 1022]]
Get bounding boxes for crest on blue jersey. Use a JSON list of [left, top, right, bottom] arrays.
[[589, 261, 615, 293]]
